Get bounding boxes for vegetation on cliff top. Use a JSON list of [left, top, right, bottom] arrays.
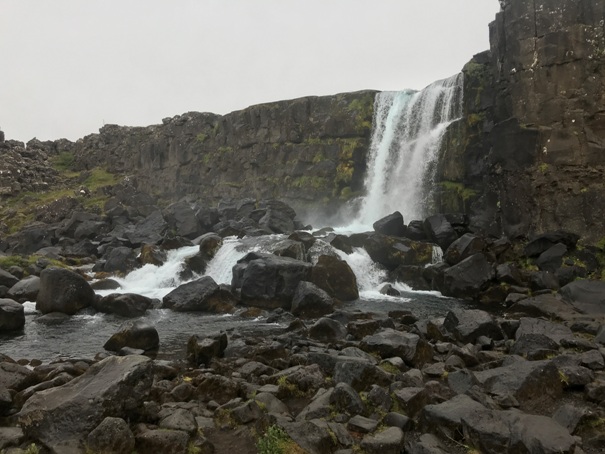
[[0, 151, 121, 234]]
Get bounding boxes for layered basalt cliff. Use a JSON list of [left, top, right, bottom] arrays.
[[436, 0, 605, 242], [69, 91, 376, 221], [2, 0, 604, 241]]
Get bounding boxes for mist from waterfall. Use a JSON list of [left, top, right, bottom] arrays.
[[353, 73, 463, 228]]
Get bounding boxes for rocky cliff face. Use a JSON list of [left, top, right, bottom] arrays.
[[437, 0, 605, 242], [69, 91, 376, 222]]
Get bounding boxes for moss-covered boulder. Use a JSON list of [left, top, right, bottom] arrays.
[[363, 233, 434, 271]]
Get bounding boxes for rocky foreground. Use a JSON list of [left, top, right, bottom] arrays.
[[1, 290, 605, 453], [0, 195, 605, 453]]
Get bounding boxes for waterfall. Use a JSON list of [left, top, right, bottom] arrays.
[[355, 73, 463, 227], [91, 76, 464, 302]]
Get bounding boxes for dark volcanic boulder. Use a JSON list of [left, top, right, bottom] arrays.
[[309, 317, 347, 342], [163, 200, 202, 239], [272, 239, 307, 261], [474, 359, 563, 412], [18, 355, 153, 454], [536, 243, 568, 272], [0, 268, 19, 288], [162, 276, 236, 313], [232, 252, 312, 309], [420, 394, 490, 440], [495, 263, 525, 286], [441, 253, 494, 299], [104, 321, 159, 353], [388, 265, 432, 291], [138, 244, 167, 266], [186, 233, 223, 274], [310, 255, 359, 301], [529, 271, 560, 292], [36, 267, 96, 315], [73, 220, 109, 241], [125, 210, 168, 246], [91, 279, 121, 291], [560, 280, 605, 315], [443, 309, 504, 344], [95, 293, 154, 317], [524, 231, 579, 257], [195, 206, 220, 231], [134, 429, 189, 454], [361, 328, 434, 367], [406, 220, 427, 241], [363, 233, 435, 270], [423, 214, 458, 250], [86, 417, 135, 454], [0, 360, 37, 394], [507, 413, 576, 454], [510, 333, 559, 359], [326, 234, 354, 254], [373, 211, 406, 237], [187, 332, 228, 367], [291, 281, 334, 318], [103, 246, 138, 274], [57, 211, 101, 238], [258, 200, 298, 234], [361, 427, 404, 454], [6, 224, 54, 255], [288, 231, 316, 251], [444, 233, 487, 266], [0, 298, 25, 331], [7, 275, 40, 303]]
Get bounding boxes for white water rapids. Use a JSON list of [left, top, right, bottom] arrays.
[[94, 234, 444, 303]]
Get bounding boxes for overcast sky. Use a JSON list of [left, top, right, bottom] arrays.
[[0, 0, 500, 143]]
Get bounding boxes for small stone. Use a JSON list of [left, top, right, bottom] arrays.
[[347, 415, 379, 434]]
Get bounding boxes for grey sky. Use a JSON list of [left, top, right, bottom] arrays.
[[0, 0, 500, 142]]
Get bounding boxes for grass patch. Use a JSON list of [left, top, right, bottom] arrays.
[[256, 425, 305, 454], [517, 257, 538, 272], [82, 168, 119, 188], [0, 255, 68, 273], [379, 362, 400, 375], [187, 442, 203, 454], [51, 151, 76, 172], [277, 375, 305, 398], [439, 181, 477, 201], [23, 444, 40, 454], [558, 370, 570, 387], [214, 408, 236, 429], [196, 133, 208, 143]]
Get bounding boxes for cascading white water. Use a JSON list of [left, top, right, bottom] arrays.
[[354, 73, 463, 227], [205, 237, 249, 284], [95, 245, 200, 299]]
